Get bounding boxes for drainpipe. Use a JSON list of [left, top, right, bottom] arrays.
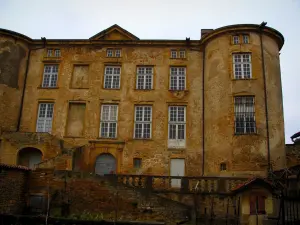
[[201, 45, 206, 176], [259, 22, 271, 173], [17, 38, 46, 131]]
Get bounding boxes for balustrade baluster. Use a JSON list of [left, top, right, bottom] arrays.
[[204, 179, 208, 192], [161, 177, 165, 189], [211, 180, 215, 193]]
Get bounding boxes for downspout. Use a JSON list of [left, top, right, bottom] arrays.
[[259, 22, 271, 173], [16, 48, 31, 131], [17, 40, 46, 131], [201, 45, 206, 176]]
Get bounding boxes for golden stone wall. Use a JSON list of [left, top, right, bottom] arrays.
[[203, 31, 285, 174], [18, 43, 203, 175], [0, 34, 29, 132], [0, 24, 286, 176]]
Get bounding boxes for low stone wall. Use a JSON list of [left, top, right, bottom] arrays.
[[28, 170, 190, 224], [0, 164, 29, 214]]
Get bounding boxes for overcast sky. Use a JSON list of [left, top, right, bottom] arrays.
[[0, 0, 299, 143]]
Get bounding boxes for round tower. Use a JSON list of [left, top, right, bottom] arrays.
[[202, 24, 285, 175], [0, 29, 31, 132]]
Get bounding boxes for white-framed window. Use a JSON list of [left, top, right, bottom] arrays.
[[42, 65, 58, 88], [47, 49, 60, 57], [36, 103, 54, 133], [243, 35, 249, 44], [54, 49, 61, 57], [171, 50, 186, 59], [233, 35, 239, 44], [168, 106, 186, 148], [106, 49, 121, 57], [179, 50, 186, 58], [115, 49, 121, 57], [234, 96, 256, 134], [100, 105, 118, 138], [104, 66, 121, 89], [170, 67, 186, 90], [136, 67, 153, 90], [171, 50, 177, 58], [107, 49, 113, 57], [47, 49, 52, 57], [233, 53, 252, 79], [134, 106, 152, 139]]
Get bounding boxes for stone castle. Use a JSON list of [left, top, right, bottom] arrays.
[[0, 23, 286, 177]]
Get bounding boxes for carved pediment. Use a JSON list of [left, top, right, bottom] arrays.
[[90, 24, 139, 41]]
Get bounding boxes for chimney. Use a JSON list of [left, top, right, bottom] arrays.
[[201, 29, 214, 38]]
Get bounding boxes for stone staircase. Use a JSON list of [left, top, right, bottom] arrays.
[[35, 152, 73, 170], [29, 169, 192, 224]]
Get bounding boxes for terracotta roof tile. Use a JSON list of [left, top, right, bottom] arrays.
[[231, 177, 274, 192], [0, 163, 31, 171]]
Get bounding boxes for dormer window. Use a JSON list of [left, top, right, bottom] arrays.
[[171, 49, 186, 59], [106, 48, 122, 58], [46, 49, 61, 57]]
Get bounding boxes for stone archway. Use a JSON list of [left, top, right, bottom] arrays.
[[17, 147, 42, 169], [95, 153, 116, 175]]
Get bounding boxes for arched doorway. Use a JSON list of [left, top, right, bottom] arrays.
[[95, 153, 116, 175], [17, 147, 42, 169]]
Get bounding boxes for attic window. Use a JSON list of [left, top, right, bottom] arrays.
[[47, 49, 52, 57], [233, 36, 239, 44], [115, 49, 121, 57], [46, 49, 61, 57], [171, 49, 186, 59], [106, 49, 122, 58], [171, 50, 177, 58], [54, 49, 61, 57], [107, 49, 113, 57], [243, 35, 249, 44]]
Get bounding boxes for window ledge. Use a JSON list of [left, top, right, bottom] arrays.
[[168, 89, 189, 92], [170, 58, 187, 60], [106, 57, 122, 59], [133, 138, 153, 141], [37, 87, 59, 89], [232, 78, 257, 81], [42, 58, 62, 63], [103, 88, 121, 90], [168, 147, 186, 150], [234, 133, 258, 136], [64, 136, 85, 138], [133, 89, 154, 91], [97, 137, 118, 140]]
